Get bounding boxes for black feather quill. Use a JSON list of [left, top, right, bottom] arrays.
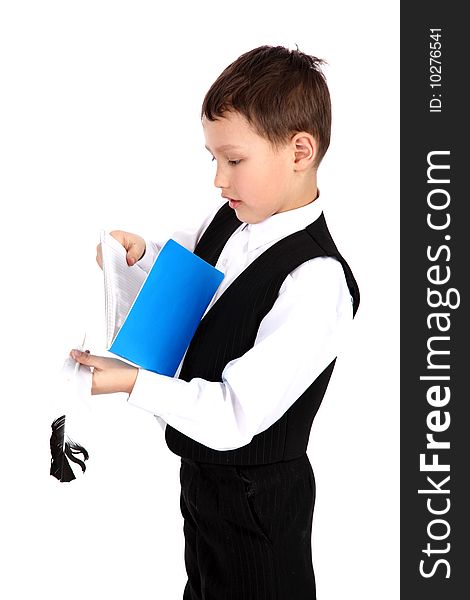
[[50, 415, 89, 482]]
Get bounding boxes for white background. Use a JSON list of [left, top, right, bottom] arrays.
[[0, 1, 399, 598]]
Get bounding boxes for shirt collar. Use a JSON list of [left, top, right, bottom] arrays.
[[243, 192, 324, 254]]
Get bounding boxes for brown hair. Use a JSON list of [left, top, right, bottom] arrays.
[[201, 45, 331, 168]]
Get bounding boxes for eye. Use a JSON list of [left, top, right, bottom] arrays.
[[210, 156, 241, 166]]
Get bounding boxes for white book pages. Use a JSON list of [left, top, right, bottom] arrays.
[[100, 231, 147, 347]]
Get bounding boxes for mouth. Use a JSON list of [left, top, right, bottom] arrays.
[[222, 195, 242, 209]]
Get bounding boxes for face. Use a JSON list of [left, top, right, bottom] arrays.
[[202, 111, 299, 224]]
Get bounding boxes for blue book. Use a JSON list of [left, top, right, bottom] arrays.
[[101, 232, 224, 376]]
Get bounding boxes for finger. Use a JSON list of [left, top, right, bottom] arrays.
[[70, 349, 106, 369], [109, 230, 145, 266], [96, 243, 103, 269], [125, 241, 145, 266]]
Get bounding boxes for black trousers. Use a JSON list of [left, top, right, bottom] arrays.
[[179, 453, 316, 600]]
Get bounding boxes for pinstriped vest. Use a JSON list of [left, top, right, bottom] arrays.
[[165, 202, 360, 465]]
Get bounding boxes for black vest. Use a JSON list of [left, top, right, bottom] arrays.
[[165, 202, 360, 465]]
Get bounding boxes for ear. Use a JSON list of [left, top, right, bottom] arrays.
[[292, 133, 317, 170]]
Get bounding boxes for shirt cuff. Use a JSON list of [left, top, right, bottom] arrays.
[[127, 367, 178, 417], [136, 240, 159, 273]]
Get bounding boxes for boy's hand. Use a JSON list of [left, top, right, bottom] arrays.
[[96, 230, 146, 269], [70, 349, 138, 395]]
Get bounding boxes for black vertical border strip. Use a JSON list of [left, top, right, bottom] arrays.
[[401, 3, 468, 599]]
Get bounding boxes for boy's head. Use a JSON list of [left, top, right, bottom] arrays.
[[201, 45, 331, 223]]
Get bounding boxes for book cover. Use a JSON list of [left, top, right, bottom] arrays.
[[105, 237, 224, 376]]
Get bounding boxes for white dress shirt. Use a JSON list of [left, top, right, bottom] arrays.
[[127, 194, 354, 451]]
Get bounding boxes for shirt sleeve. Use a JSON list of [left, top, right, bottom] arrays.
[[127, 256, 354, 450], [135, 199, 226, 274]]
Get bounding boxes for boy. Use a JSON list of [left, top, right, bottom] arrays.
[[71, 45, 360, 599]]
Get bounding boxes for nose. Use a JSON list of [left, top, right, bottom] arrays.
[[214, 163, 229, 189]]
